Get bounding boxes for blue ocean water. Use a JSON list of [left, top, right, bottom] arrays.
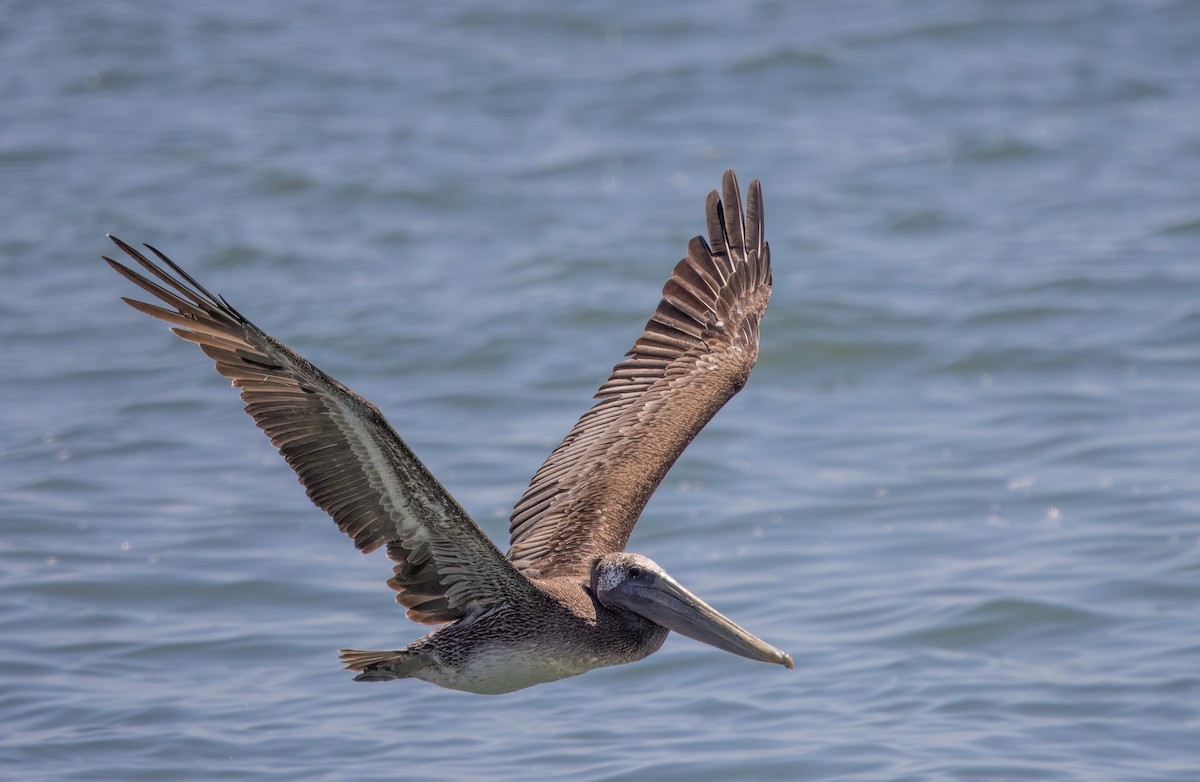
[[2, 2, 1199, 780]]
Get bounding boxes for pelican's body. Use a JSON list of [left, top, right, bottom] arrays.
[[358, 567, 668, 694], [107, 170, 791, 694]]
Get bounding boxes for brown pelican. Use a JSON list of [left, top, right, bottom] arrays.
[[106, 169, 791, 694]]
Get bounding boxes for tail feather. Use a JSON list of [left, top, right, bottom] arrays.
[[339, 648, 422, 682]]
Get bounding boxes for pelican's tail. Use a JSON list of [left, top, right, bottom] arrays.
[[339, 648, 422, 682]]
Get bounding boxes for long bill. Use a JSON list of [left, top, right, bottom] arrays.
[[618, 571, 794, 669]]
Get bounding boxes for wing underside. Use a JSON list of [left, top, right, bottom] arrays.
[[505, 170, 773, 580], [107, 237, 532, 623]]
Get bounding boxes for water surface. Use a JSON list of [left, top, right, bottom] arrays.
[[2, 2, 1199, 780]]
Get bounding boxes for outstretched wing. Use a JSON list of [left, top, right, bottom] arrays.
[[106, 237, 534, 624], [506, 170, 773, 580]]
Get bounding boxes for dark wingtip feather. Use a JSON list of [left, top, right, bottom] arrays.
[[745, 179, 764, 256], [142, 242, 224, 308], [107, 234, 135, 254], [720, 169, 746, 258], [704, 189, 726, 262]]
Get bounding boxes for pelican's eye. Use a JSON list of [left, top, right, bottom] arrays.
[[628, 566, 642, 579]]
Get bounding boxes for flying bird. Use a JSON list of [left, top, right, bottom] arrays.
[[106, 169, 791, 694]]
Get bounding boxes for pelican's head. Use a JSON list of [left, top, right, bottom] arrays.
[[591, 552, 793, 669]]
